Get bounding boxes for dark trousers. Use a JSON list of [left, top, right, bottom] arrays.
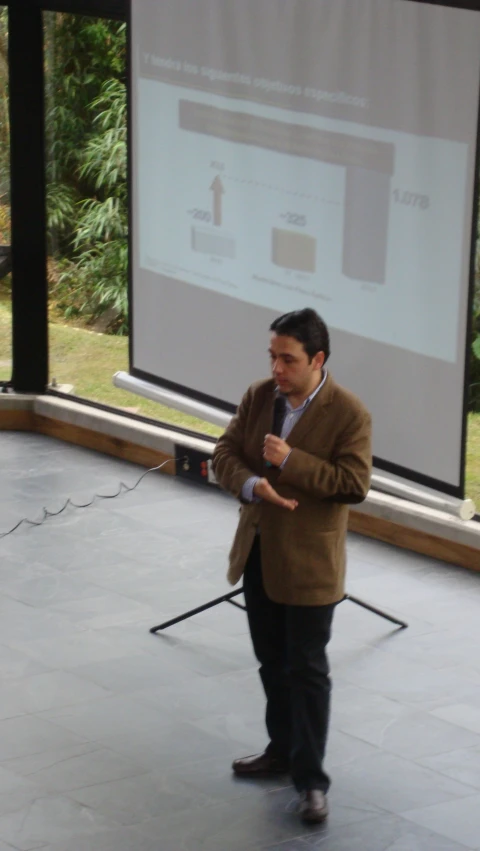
[[243, 536, 335, 793]]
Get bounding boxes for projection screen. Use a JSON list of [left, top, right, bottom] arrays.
[[130, 0, 480, 496]]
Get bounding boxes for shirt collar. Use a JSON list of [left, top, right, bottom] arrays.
[[280, 369, 328, 413]]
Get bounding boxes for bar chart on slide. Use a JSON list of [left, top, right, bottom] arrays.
[[179, 99, 394, 284], [138, 79, 468, 361]]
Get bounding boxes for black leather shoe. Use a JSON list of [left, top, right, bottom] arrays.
[[232, 751, 289, 777], [299, 790, 329, 823]]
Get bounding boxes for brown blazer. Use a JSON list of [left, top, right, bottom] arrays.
[[212, 373, 372, 606]]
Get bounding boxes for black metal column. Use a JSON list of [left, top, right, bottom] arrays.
[[9, 3, 48, 393]]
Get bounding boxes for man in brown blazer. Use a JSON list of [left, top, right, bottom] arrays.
[[212, 308, 372, 824]]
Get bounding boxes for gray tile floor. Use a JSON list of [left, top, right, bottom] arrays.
[[0, 431, 480, 850]]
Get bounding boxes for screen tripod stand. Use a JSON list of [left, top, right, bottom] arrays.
[[149, 587, 408, 633]]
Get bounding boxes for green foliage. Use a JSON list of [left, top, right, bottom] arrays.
[[0, 9, 9, 198], [57, 240, 128, 333], [0, 201, 10, 293], [46, 14, 127, 332], [46, 182, 77, 237], [45, 15, 126, 180], [79, 79, 127, 192]]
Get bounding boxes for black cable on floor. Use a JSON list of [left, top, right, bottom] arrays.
[[0, 456, 186, 540]]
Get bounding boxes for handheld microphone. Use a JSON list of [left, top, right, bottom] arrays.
[[272, 395, 286, 437], [266, 395, 286, 467]]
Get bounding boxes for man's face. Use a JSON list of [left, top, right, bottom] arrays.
[[268, 333, 325, 397]]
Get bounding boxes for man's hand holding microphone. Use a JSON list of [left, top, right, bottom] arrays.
[[253, 433, 298, 511]]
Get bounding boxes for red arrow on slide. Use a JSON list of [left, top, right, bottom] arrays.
[[210, 175, 225, 227]]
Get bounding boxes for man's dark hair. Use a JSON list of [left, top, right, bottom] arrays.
[[270, 308, 330, 362]]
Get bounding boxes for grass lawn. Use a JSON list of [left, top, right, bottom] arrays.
[[1, 298, 479, 505], [0, 298, 221, 438], [466, 412, 480, 507]]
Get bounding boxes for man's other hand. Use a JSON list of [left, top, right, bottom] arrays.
[[263, 434, 291, 467], [253, 477, 298, 510]]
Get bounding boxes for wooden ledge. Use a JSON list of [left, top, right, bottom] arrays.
[[349, 509, 479, 572], [1, 395, 479, 572]]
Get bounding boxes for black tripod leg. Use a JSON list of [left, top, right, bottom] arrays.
[[227, 599, 247, 611], [149, 588, 245, 633], [344, 594, 408, 628]]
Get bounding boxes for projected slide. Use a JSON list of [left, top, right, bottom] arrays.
[[132, 0, 480, 491], [138, 79, 467, 363]]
